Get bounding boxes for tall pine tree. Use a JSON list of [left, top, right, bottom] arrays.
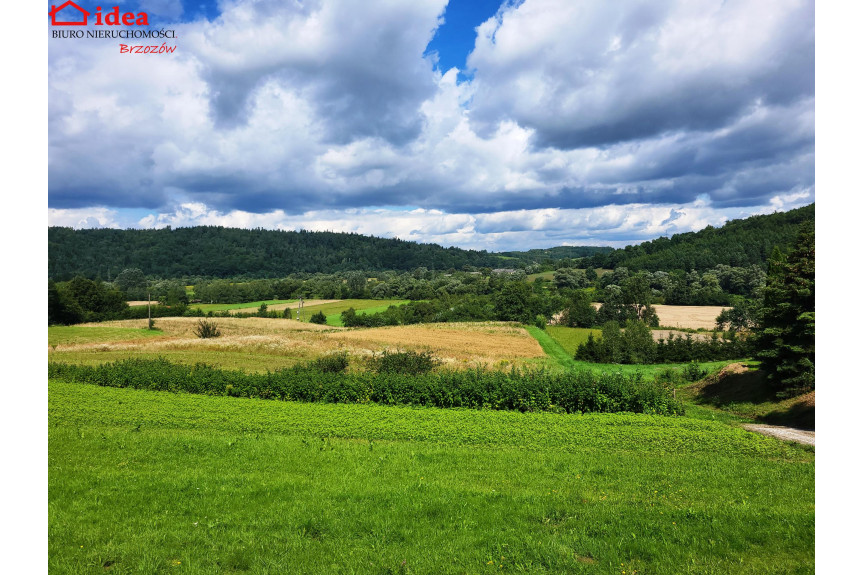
[[755, 220, 815, 394]]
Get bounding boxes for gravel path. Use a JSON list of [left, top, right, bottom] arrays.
[[743, 424, 815, 446]]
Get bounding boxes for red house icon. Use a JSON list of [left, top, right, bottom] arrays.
[[49, 1, 91, 26]]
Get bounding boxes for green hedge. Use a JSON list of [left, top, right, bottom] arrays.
[[48, 358, 684, 415]]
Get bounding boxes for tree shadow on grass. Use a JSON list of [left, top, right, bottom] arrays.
[[685, 363, 814, 430]]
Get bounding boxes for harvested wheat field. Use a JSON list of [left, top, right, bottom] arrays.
[[328, 322, 545, 367], [586, 303, 729, 330], [49, 318, 545, 371], [653, 305, 729, 330]]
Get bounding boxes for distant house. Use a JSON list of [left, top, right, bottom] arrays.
[[49, 1, 91, 25], [492, 268, 519, 275]]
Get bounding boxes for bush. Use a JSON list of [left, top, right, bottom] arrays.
[[194, 319, 221, 339], [309, 311, 328, 325], [310, 352, 350, 373], [370, 349, 439, 375], [534, 315, 547, 330], [683, 361, 707, 382]]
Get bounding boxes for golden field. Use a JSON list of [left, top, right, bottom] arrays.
[[48, 317, 546, 372]]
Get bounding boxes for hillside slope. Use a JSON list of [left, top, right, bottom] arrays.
[[48, 227, 511, 279], [585, 204, 814, 272]]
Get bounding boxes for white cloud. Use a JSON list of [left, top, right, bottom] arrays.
[[48, 0, 815, 247], [49, 195, 814, 252], [48, 207, 121, 228]]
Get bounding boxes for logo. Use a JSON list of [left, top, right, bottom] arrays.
[[49, 1, 149, 26]]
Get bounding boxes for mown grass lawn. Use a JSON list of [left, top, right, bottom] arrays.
[[49, 380, 813, 574]]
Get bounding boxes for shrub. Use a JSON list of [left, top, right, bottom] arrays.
[[370, 349, 439, 375], [194, 319, 221, 339], [683, 361, 707, 382], [310, 352, 350, 373], [309, 311, 328, 325], [534, 314, 547, 330], [47, 358, 685, 415]]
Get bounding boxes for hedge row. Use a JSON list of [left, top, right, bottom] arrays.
[[48, 358, 684, 415]]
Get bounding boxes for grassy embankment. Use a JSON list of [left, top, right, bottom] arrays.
[[49, 379, 813, 574]]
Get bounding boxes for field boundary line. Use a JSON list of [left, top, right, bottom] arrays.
[[525, 326, 578, 369]]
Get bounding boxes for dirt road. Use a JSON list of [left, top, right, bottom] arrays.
[[743, 424, 815, 446]]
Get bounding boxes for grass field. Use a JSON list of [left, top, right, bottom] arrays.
[[48, 379, 814, 574], [297, 299, 411, 326], [546, 326, 601, 355], [530, 326, 735, 378]]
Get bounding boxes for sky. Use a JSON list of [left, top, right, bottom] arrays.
[[46, 0, 815, 251]]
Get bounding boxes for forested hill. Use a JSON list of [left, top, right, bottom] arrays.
[[48, 227, 517, 280], [499, 246, 614, 263], [584, 204, 815, 272]]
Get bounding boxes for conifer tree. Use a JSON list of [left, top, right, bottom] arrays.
[[755, 220, 815, 394]]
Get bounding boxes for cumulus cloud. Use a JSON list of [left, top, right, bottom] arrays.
[[47, 0, 815, 246], [468, 0, 814, 149]]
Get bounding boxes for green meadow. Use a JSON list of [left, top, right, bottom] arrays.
[[49, 380, 813, 574], [298, 299, 411, 325]]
